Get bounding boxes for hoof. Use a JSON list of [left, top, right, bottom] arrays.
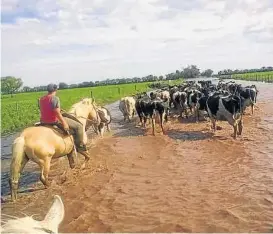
[[80, 163, 86, 170], [70, 163, 76, 169], [44, 180, 51, 188]]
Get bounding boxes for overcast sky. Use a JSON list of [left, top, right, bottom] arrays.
[[1, 0, 273, 87]]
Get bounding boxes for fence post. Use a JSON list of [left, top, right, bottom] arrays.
[[90, 90, 93, 99], [135, 84, 137, 91], [37, 98, 40, 109], [16, 102, 19, 112], [118, 87, 121, 94]]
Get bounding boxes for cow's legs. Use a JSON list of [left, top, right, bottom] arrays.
[[189, 106, 193, 114], [193, 104, 199, 122], [138, 114, 143, 126], [196, 105, 200, 122], [184, 105, 189, 119], [164, 110, 168, 123], [211, 118, 216, 132], [143, 117, 148, 128], [159, 112, 166, 135], [151, 117, 156, 135], [238, 119, 243, 136], [233, 124, 238, 139], [107, 124, 111, 132]]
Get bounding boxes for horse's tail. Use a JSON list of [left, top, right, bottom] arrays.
[[9, 136, 26, 201], [104, 107, 112, 124]]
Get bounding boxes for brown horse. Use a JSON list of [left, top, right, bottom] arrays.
[[9, 98, 99, 202]]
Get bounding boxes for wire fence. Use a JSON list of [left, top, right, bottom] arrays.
[[1, 84, 152, 135], [218, 74, 273, 83]]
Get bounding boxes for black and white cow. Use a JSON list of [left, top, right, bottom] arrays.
[[187, 89, 203, 122], [169, 86, 179, 108], [206, 94, 244, 139], [135, 96, 169, 135], [172, 91, 188, 118], [235, 85, 258, 115]]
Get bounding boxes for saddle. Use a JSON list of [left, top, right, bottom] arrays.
[[34, 111, 82, 135], [34, 122, 70, 135]]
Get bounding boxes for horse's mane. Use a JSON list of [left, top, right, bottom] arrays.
[[68, 98, 93, 113]]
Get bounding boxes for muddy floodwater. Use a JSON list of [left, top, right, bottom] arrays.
[[1, 79, 273, 232]]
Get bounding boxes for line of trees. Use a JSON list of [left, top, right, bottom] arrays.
[[3, 65, 270, 96], [2, 64, 211, 95], [217, 66, 273, 75]]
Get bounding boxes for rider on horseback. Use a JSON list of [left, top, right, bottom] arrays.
[[39, 83, 87, 152]]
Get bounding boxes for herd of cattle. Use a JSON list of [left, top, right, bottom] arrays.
[[119, 79, 258, 139]]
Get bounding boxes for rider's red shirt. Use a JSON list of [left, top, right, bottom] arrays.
[[39, 94, 59, 123]]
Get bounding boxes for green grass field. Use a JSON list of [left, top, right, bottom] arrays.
[[231, 71, 273, 82], [1, 79, 182, 135]]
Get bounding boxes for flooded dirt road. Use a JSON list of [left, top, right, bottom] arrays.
[[1, 79, 273, 232]]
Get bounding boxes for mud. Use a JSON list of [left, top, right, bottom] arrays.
[[1, 79, 273, 232]]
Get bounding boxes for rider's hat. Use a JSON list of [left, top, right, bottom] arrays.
[[47, 83, 58, 93]]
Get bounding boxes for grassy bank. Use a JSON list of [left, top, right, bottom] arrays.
[[232, 71, 273, 82], [1, 79, 182, 135], [219, 71, 273, 82]]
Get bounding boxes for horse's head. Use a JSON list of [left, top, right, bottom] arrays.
[[80, 98, 97, 117], [78, 97, 100, 131], [81, 98, 94, 105], [1, 195, 64, 233]]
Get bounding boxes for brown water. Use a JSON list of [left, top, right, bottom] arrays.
[[1, 79, 273, 232]]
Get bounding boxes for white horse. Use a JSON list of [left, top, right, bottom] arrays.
[[1, 195, 64, 233]]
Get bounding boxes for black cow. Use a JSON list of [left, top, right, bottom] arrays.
[[135, 96, 169, 135], [206, 94, 244, 139], [196, 96, 209, 121], [235, 86, 258, 115]]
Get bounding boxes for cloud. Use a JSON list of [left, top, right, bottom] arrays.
[[1, 0, 273, 87]]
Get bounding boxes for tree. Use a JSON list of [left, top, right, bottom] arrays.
[[183, 65, 200, 78], [201, 69, 213, 77], [59, 82, 68, 89], [1, 76, 23, 97], [22, 86, 31, 92]]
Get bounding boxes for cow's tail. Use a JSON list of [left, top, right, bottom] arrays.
[[239, 93, 243, 116]]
